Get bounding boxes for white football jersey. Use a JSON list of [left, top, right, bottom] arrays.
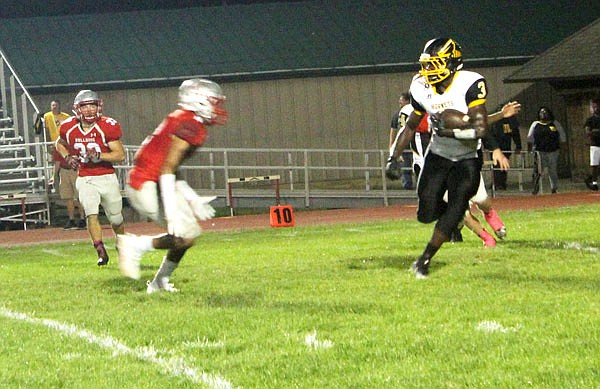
[[410, 70, 487, 161]]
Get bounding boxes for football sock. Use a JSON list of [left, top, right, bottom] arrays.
[[93, 240, 107, 259], [422, 242, 440, 261], [154, 257, 178, 281], [139, 235, 155, 251]]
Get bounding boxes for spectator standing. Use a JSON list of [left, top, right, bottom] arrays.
[[489, 103, 522, 190], [584, 98, 600, 191], [527, 106, 566, 194], [388, 93, 414, 189], [43, 101, 70, 190], [117, 79, 227, 293], [54, 150, 86, 229], [55, 90, 125, 266]]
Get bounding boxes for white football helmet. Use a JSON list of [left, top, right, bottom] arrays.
[[73, 89, 103, 124], [178, 79, 228, 124]]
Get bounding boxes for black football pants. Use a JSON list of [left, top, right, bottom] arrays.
[[416, 152, 481, 237]]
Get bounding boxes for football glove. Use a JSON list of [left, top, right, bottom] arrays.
[[175, 181, 216, 221], [66, 155, 80, 170], [385, 156, 400, 180], [86, 147, 101, 162], [190, 196, 217, 221]]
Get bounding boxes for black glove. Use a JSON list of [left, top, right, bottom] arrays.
[[385, 156, 400, 180]]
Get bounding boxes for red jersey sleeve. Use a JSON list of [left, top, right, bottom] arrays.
[[98, 117, 123, 142], [172, 111, 207, 146]]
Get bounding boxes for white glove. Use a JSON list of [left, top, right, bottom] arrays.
[[175, 181, 216, 221], [190, 196, 217, 221], [160, 174, 185, 237]]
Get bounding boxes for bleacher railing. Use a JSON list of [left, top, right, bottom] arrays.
[[0, 46, 49, 228], [2, 140, 541, 228]]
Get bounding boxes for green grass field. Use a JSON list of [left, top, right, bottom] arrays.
[[1, 204, 599, 388]]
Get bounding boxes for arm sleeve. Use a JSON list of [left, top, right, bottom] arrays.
[[511, 119, 522, 149], [174, 120, 207, 146], [527, 122, 536, 143], [465, 78, 487, 108], [482, 131, 500, 150]]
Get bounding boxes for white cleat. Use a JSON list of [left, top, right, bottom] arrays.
[[146, 278, 179, 294], [116, 234, 144, 280], [495, 226, 507, 240]]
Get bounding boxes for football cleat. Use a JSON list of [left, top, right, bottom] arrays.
[[495, 226, 507, 240], [64, 220, 78, 230], [411, 257, 430, 279], [146, 278, 179, 294], [95, 242, 109, 266], [116, 234, 145, 280], [97, 256, 109, 266]]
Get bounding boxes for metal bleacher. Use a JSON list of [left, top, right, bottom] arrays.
[[0, 47, 50, 230]]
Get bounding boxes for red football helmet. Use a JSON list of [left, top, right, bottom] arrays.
[[73, 89, 103, 124]]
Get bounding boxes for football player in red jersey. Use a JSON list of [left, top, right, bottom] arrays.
[[117, 79, 227, 293], [55, 90, 126, 266]]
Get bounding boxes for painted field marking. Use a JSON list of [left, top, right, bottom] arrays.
[[562, 242, 599, 253], [476, 320, 520, 333], [0, 307, 233, 389]]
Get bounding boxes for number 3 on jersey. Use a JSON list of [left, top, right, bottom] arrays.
[[477, 81, 487, 99]]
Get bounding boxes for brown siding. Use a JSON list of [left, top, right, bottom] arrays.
[[38, 65, 596, 182]]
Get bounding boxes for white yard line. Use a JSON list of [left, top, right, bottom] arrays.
[[0, 307, 233, 389], [562, 242, 599, 253]]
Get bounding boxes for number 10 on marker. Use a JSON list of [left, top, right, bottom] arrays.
[[270, 205, 295, 227]]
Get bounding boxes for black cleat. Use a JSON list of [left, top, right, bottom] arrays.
[[411, 257, 430, 279], [63, 220, 77, 230], [95, 242, 109, 267], [97, 256, 109, 266]]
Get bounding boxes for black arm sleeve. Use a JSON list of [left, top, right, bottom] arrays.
[[482, 131, 500, 151], [510, 118, 522, 149]]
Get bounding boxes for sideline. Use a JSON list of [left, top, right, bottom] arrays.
[[1, 191, 598, 248]]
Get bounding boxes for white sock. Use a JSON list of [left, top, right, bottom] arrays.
[[138, 235, 155, 251]]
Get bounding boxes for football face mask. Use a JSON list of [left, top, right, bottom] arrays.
[[73, 89, 103, 124], [419, 38, 463, 85]]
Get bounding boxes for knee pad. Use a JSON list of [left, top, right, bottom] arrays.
[[107, 212, 124, 227]]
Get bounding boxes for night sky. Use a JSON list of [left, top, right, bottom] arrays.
[[1, 0, 303, 18]]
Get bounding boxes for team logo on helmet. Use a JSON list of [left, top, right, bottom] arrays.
[[419, 38, 463, 85]]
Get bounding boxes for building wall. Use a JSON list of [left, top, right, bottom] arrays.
[[35, 66, 529, 146], [37, 65, 585, 177]]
